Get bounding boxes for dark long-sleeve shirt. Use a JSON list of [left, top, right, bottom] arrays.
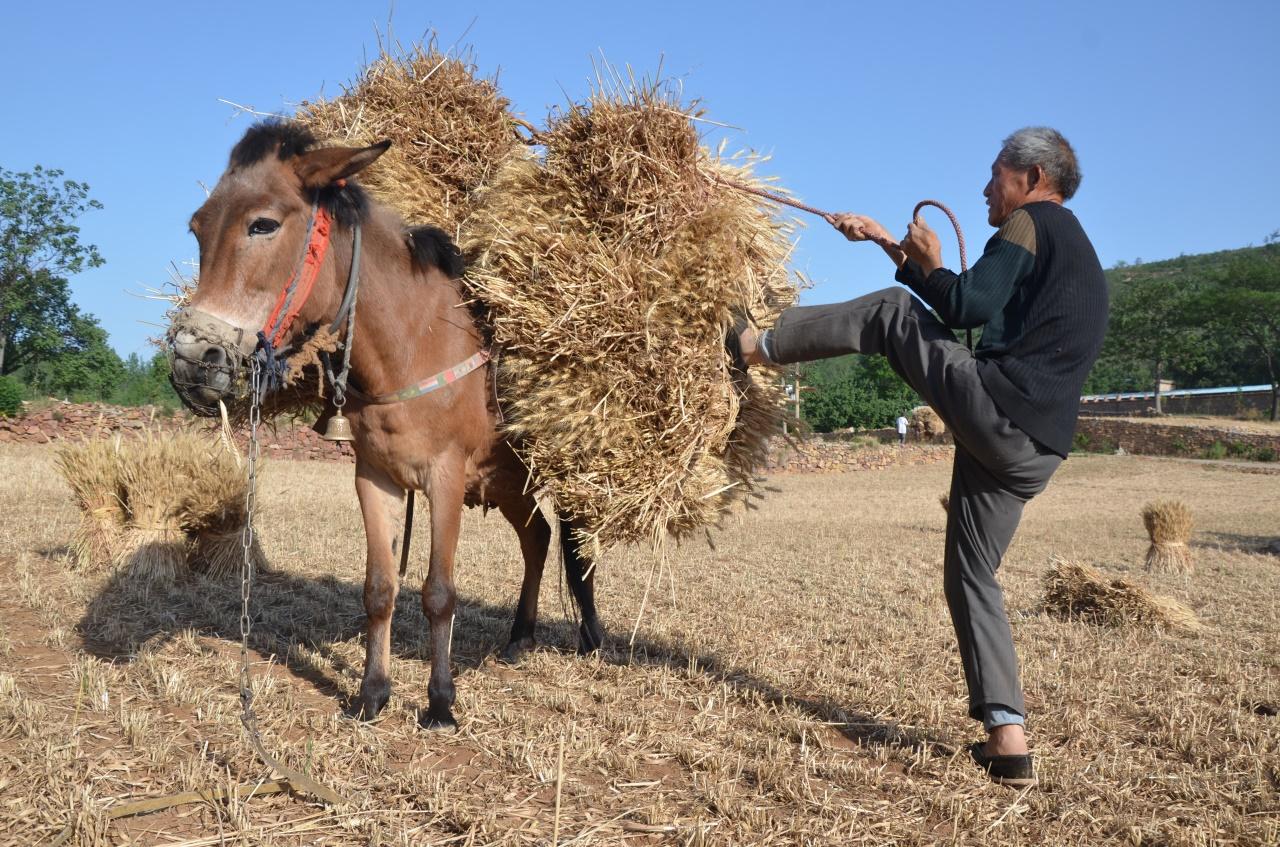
[[895, 201, 1108, 456]]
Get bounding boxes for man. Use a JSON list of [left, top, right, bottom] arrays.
[[896, 414, 909, 446], [739, 127, 1108, 786]]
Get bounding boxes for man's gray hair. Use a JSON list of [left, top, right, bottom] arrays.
[[998, 127, 1081, 200]]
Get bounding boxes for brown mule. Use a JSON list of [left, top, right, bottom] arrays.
[[169, 122, 603, 729]]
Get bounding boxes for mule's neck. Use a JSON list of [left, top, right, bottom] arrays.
[[327, 209, 483, 401]]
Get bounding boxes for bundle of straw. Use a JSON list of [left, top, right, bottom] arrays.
[[1141, 500, 1194, 573], [1042, 558, 1201, 633], [114, 433, 201, 583], [463, 77, 797, 556], [176, 439, 262, 579], [910, 406, 945, 441], [298, 39, 529, 239], [57, 432, 263, 581], [250, 42, 529, 412], [55, 438, 128, 569]]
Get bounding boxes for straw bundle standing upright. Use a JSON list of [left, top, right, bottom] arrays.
[[1141, 500, 1194, 573]]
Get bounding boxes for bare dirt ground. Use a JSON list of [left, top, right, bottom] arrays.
[[0, 442, 1276, 845]]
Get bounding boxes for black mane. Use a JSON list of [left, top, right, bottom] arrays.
[[227, 120, 369, 229], [228, 120, 319, 168], [409, 226, 465, 279], [228, 121, 464, 276]]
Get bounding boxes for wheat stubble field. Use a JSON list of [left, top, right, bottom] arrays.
[[0, 441, 1276, 846]]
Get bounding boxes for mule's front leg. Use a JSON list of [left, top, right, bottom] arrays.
[[354, 459, 406, 720], [420, 461, 466, 731]]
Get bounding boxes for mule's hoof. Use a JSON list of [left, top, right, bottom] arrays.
[[500, 637, 536, 665], [356, 684, 390, 721], [577, 621, 604, 655], [418, 708, 458, 732]]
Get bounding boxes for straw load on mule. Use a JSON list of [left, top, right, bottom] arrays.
[[56, 432, 265, 582], [295, 47, 799, 557], [298, 43, 528, 240]]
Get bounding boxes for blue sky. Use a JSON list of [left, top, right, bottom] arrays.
[[3, 1, 1277, 359]]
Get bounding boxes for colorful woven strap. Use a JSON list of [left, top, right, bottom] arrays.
[[261, 204, 333, 346], [357, 350, 491, 405]]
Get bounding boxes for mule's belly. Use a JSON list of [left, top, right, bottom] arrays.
[[345, 401, 524, 506]]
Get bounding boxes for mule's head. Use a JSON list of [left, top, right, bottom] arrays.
[[169, 122, 388, 414]]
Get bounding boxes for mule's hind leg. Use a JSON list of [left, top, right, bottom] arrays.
[[354, 459, 406, 719], [561, 518, 604, 654], [496, 494, 552, 664], [420, 456, 467, 731]]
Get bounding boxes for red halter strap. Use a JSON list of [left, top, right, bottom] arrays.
[[260, 202, 333, 347]]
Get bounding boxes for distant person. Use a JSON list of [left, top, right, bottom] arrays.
[[896, 414, 909, 446], [738, 127, 1108, 786]]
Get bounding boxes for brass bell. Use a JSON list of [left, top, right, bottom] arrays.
[[322, 410, 355, 442]]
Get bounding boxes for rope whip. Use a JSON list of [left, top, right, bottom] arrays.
[[713, 175, 969, 272], [713, 175, 973, 347]]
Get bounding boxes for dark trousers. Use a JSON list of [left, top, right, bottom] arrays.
[[769, 287, 1061, 720]]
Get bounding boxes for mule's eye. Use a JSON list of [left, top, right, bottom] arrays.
[[248, 218, 280, 236]]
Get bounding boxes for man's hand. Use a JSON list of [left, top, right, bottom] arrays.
[[901, 218, 944, 275], [825, 213, 906, 266]]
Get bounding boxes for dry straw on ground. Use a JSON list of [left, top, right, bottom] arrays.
[[6, 447, 1278, 845], [1042, 557, 1202, 632], [55, 432, 262, 581], [1142, 498, 1194, 573], [464, 74, 797, 556]]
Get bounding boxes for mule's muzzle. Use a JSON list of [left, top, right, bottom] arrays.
[[167, 309, 256, 416], [169, 337, 236, 415]]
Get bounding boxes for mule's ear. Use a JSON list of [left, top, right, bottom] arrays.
[[293, 140, 391, 189]]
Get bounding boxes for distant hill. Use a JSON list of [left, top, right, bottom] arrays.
[[1106, 244, 1271, 291], [1085, 243, 1276, 395]]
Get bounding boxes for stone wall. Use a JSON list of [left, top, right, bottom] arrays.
[[0, 402, 957, 475], [1075, 416, 1280, 460], [6, 402, 1275, 469], [0, 402, 354, 463]]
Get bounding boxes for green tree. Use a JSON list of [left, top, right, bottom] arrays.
[[25, 314, 124, 401], [112, 350, 180, 408], [1087, 247, 1274, 396], [0, 375, 20, 416], [1200, 246, 1280, 420], [1105, 270, 1202, 413], [797, 355, 918, 432], [0, 165, 104, 376]]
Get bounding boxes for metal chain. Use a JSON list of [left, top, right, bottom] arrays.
[[236, 356, 347, 806], [239, 358, 261, 704]]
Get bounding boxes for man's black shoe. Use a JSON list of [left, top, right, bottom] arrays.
[[969, 742, 1037, 788]]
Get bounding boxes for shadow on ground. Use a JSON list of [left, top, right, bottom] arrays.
[[76, 554, 954, 757], [1196, 531, 1280, 555]]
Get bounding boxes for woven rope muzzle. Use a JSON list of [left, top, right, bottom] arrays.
[[168, 308, 260, 412]]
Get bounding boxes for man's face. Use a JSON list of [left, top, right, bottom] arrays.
[[983, 159, 1031, 227]]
